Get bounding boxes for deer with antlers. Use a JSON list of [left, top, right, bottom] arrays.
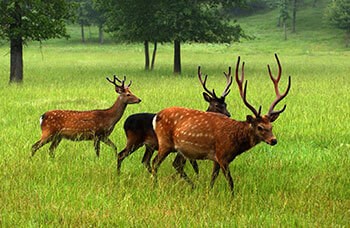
[[31, 75, 141, 158], [116, 66, 232, 174], [152, 54, 291, 195]]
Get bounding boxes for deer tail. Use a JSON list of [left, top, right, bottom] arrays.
[[39, 113, 46, 126], [152, 114, 159, 131]]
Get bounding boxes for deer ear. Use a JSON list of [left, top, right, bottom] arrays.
[[246, 115, 255, 123], [115, 86, 125, 94], [203, 92, 212, 102], [268, 113, 280, 122]]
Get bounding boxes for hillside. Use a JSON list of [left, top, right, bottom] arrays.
[[235, 0, 349, 54]]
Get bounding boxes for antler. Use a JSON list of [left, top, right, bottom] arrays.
[[221, 67, 233, 98], [106, 75, 132, 88], [198, 66, 218, 99], [235, 56, 261, 117], [267, 53, 291, 116]]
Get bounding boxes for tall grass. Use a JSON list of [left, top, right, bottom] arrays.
[[0, 3, 349, 226]]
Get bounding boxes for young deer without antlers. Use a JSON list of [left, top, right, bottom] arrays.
[[152, 54, 291, 195], [31, 75, 141, 158], [117, 66, 232, 174]]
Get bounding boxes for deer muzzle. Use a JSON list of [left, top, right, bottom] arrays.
[[269, 138, 277, 146]]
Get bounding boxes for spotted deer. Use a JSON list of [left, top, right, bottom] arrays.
[[152, 54, 291, 195], [117, 66, 232, 174], [31, 75, 141, 158]]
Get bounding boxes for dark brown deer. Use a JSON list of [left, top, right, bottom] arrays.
[[152, 54, 291, 195], [31, 75, 141, 158], [117, 66, 232, 174]]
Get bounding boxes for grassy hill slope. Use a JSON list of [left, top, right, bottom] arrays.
[[235, 0, 348, 54]]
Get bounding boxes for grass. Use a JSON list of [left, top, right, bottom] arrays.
[[0, 1, 349, 227]]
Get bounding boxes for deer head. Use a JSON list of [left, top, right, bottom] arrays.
[[198, 66, 232, 117], [106, 75, 141, 104], [235, 54, 291, 146]]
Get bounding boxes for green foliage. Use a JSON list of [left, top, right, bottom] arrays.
[[71, 0, 105, 27], [325, 0, 349, 46], [0, 0, 75, 42], [76, 0, 93, 26], [91, 0, 107, 27], [278, 0, 290, 22], [325, 0, 350, 31], [103, 0, 161, 42], [102, 0, 245, 43]]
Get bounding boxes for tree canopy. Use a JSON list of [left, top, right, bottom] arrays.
[[0, 0, 75, 83], [101, 0, 245, 73], [326, 0, 350, 46], [0, 0, 73, 42]]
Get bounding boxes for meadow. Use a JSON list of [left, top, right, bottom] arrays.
[[0, 4, 349, 227]]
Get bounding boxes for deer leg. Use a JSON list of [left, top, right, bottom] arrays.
[[49, 137, 62, 158], [31, 140, 45, 157], [117, 142, 142, 173], [102, 137, 118, 158], [31, 134, 53, 157], [117, 147, 129, 173], [210, 161, 220, 189], [151, 148, 172, 183], [189, 160, 199, 175], [219, 163, 234, 196], [141, 145, 155, 173], [172, 154, 195, 188], [94, 138, 101, 157]]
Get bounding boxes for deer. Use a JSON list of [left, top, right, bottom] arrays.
[[31, 75, 141, 158], [116, 66, 233, 174], [152, 54, 291, 195]]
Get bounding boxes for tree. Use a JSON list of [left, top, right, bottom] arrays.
[[0, 0, 74, 83], [72, 0, 107, 44], [72, 0, 92, 43], [103, 0, 245, 74], [326, 0, 350, 47], [278, 0, 290, 40], [156, 1, 244, 74], [92, 0, 107, 44], [266, 0, 295, 36], [291, 0, 297, 33], [102, 0, 163, 70]]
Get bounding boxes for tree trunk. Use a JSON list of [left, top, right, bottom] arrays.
[[277, 16, 281, 27], [88, 26, 92, 40], [151, 41, 157, 70], [144, 40, 150, 70], [99, 25, 104, 44], [292, 0, 297, 33], [9, 37, 23, 83], [81, 23, 85, 43], [284, 22, 287, 40], [174, 40, 181, 74]]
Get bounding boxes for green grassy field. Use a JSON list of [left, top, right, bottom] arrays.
[[0, 2, 349, 227]]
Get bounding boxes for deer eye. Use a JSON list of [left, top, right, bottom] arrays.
[[126, 94, 131, 97], [257, 126, 264, 131]]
